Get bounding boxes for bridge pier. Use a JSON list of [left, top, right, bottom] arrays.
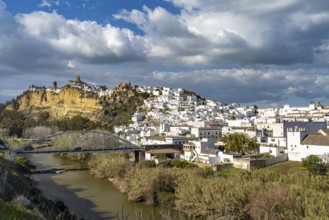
[[134, 151, 139, 163]]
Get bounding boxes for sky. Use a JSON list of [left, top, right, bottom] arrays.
[[1, 0, 329, 106]]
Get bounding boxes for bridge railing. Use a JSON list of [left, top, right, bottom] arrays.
[[14, 130, 143, 155]]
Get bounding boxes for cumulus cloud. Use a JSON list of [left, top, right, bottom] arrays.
[[1, 0, 329, 105], [16, 11, 148, 64], [114, 1, 329, 66], [39, 0, 60, 8], [149, 68, 329, 104]]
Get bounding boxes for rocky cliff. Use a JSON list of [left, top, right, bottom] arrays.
[[6, 86, 103, 120], [5, 81, 149, 129]]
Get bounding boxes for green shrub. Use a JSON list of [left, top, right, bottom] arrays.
[[302, 155, 328, 175], [170, 159, 190, 168], [263, 153, 272, 159], [137, 160, 156, 168], [0, 199, 41, 220], [15, 157, 35, 172], [88, 153, 133, 179], [157, 191, 175, 207]]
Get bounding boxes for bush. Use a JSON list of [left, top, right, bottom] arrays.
[[158, 159, 197, 169], [88, 153, 133, 179], [302, 155, 322, 168], [263, 153, 272, 159], [302, 155, 328, 175], [308, 162, 328, 176], [137, 160, 156, 168], [15, 157, 35, 172], [170, 159, 190, 168], [127, 168, 177, 206]]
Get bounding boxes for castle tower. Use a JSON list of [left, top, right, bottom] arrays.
[[53, 81, 57, 88], [76, 75, 81, 83], [309, 101, 315, 110]]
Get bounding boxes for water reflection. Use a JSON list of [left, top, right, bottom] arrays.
[[30, 154, 183, 220]]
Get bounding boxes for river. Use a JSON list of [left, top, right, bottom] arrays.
[[29, 154, 179, 220]]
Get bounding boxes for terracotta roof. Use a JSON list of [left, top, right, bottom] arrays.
[[146, 136, 166, 141], [319, 129, 329, 136], [201, 148, 220, 155], [302, 134, 329, 146], [146, 148, 181, 154], [184, 141, 196, 146]]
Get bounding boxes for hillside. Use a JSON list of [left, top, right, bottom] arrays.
[[6, 86, 102, 120], [2, 77, 150, 133]]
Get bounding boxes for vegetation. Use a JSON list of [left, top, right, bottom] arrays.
[[0, 199, 42, 220], [0, 155, 41, 219], [158, 159, 198, 169], [222, 132, 259, 155], [15, 156, 36, 172], [88, 154, 329, 219], [0, 87, 150, 136], [0, 110, 25, 137], [302, 155, 328, 175], [0, 152, 78, 219], [101, 90, 149, 130]]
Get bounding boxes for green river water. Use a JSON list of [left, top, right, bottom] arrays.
[[30, 154, 183, 220]]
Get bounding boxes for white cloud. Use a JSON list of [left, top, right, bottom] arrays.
[[16, 11, 148, 63], [39, 0, 52, 8], [0, 0, 6, 10], [39, 0, 60, 8], [67, 61, 75, 68], [114, 1, 329, 66], [1, 0, 329, 105], [150, 68, 329, 103]]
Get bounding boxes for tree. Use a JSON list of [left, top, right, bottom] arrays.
[[0, 110, 25, 137], [302, 155, 328, 175], [67, 115, 91, 130], [222, 133, 259, 155]]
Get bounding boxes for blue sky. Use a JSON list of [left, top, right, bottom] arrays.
[[1, 0, 329, 106]]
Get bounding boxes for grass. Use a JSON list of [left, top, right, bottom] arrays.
[[4, 138, 30, 151], [215, 167, 248, 178], [264, 161, 306, 174], [0, 199, 42, 220]]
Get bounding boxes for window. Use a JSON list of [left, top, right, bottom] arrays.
[[306, 146, 309, 149], [269, 150, 272, 153]]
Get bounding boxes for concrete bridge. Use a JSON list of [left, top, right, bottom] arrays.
[[14, 130, 144, 161]]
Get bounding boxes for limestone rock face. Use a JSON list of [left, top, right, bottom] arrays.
[[6, 86, 102, 120]]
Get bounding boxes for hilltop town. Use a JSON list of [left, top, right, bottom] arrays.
[[6, 76, 329, 169]]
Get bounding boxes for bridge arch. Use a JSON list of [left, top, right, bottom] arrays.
[[14, 130, 143, 155]]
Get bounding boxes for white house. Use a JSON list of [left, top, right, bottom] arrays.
[[145, 148, 181, 163], [182, 138, 233, 164], [190, 127, 221, 139], [259, 145, 285, 157], [142, 135, 195, 146], [131, 112, 145, 123], [287, 128, 329, 161]]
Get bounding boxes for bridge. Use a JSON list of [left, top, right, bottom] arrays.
[[14, 130, 144, 161]]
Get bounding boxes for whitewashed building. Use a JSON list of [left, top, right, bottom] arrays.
[[287, 128, 329, 161]]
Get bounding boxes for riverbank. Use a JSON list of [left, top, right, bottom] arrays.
[[31, 154, 171, 219], [0, 152, 80, 220], [86, 153, 329, 219]]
